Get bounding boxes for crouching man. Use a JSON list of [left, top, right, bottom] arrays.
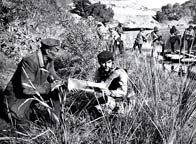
[[71, 51, 128, 119], [0, 38, 66, 130]]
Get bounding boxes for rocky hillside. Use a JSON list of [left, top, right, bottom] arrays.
[[90, 0, 159, 28]]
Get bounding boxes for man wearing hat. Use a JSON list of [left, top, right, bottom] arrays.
[[95, 50, 128, 97], [0, 38, 64, 129]]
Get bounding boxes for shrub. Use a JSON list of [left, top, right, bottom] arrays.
[[154, 1, 196, 22], [0, 0, 108, 87], [71, 0, 114, 23]]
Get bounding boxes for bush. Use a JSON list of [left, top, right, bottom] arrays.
[[155, 1, 196, 22], [71, 0, 114, 23], [0, 0, 108, 86]]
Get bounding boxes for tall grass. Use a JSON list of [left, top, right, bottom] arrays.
[[2, 51, 196, 144], [1, 1, 196, 142]]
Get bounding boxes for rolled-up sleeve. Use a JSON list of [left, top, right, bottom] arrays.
[[110, 69, 128, 97]]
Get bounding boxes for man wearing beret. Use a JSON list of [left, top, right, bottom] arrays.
[[0, 38, 64, 129], [71, 51, 128, 119]]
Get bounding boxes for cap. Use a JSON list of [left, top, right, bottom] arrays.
[[97, 51, 114, 63], [41, 38, 60, 49]]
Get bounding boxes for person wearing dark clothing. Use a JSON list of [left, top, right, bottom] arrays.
[[169, 25, 181, 53], [115, 23, 123, 37], [181, 25, 195, 54], [108, 28, 121, 55], [115, 23, 124, 54], [0, 38, 65, 130]]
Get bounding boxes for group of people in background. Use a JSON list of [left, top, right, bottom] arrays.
[[97, 21, 196, 57], [133, 24, 196, 56], [97, 22, 125, 56]]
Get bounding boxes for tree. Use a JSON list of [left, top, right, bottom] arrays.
[[155, 11, 164, 22], [71, 1, 114, 23], [161, 4, 172, 15], [71, 0, 92, 17], [89, 2, 114, 23], [172, 3, 181, 13], [183, 7, 192, 16]]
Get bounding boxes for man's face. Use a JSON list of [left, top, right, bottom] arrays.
[[100, 59, 113, 72], [46, 46, 60, 60]]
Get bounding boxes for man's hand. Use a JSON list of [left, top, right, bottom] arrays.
[[50, 80, 65, 91], [102, 88, 112, 97]]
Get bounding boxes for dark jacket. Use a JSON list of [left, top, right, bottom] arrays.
[[1, 49, 60, 119]]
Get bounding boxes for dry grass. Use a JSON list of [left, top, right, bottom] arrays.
[[0, 2, 196, 142], [2, 50, 196, 144]]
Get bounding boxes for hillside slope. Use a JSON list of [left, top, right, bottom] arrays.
[[90, 0, 159, 28]]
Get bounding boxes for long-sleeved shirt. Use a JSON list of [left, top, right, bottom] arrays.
[[2, 49, 61, 118], [94, 67, 128, 98]]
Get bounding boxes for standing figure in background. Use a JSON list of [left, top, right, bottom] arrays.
[[115, 23, 124, 54], [108, 27, 121, 56], [150, 26, 165, 57], [96, 23, 104, 40], [169, 25, 181, 53], [133, 28, 147, 53], [181, 25, 195, 54], [115, 23, 124, 37]]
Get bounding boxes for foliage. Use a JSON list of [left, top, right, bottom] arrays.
[[2, 53, 196, 144], [71, 0, 92, 17], [0, 0, 107, 88], [1, 0, 196, 143], [155, 0, 196, 22], [89, 2, 114, 23], [71, 0, 114, 23]]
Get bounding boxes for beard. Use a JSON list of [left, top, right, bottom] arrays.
[[99, 66, 114, 81]]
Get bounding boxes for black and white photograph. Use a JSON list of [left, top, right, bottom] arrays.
[[0, 0, 195, 143]]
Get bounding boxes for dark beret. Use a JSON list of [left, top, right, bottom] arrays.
[[41, 38, 60, 48], [97, 51, 114, 63]]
